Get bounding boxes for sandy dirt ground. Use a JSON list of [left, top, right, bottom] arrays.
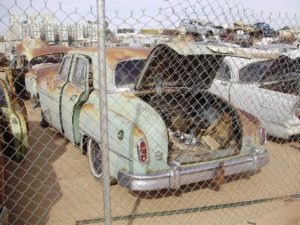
[[3, 101, 300, 225]]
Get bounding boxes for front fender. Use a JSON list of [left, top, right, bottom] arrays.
[[2, 108, 28, 161]]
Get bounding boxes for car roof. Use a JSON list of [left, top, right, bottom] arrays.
[[17, 45, 72, 61], [67, 47, 151, 69]]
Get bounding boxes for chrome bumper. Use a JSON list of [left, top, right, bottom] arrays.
[[118, 149, 269, 191]]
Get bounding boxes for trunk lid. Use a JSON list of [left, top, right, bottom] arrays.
[[135, 43, 238, 91]]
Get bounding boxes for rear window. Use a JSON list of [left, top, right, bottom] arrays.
[[239, 60, 273, 83], [115, 60, 146, 87]]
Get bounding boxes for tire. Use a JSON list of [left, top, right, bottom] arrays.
[[2, 125, 24, 162], [87, 138, 117, 185], [40, 111, 49, 128]]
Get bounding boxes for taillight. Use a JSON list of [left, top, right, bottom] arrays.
[[259, 128, 267, 145], [137, 139, 148, 164]]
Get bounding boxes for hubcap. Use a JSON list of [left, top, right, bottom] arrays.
[[89, 140, 102, 178]]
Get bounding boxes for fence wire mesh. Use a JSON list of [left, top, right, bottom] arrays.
[[0, 0, 300, 224]]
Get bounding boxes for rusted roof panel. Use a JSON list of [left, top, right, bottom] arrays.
[[29, 46, 72, 61], [68, 47, 151, 68], [16, 38, 71, 61], [16, 38, 48, 56]]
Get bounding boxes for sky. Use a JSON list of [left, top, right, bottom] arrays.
[[0, 0, 300, 32]]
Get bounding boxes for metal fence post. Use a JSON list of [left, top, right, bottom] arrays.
[[96, 0, 112, 224]]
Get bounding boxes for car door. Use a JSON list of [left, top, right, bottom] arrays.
[[45, 55, 73, 132], [61, 55, 90, 143], [209, 60, 232, 101]]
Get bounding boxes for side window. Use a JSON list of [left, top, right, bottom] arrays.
[[215, 61, 231, 81], [59, 56, 72, 81], [72, 57, 87, 88]]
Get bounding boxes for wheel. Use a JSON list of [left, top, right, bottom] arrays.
[[87, 138, 117, 185], [87, 138, 103, 180], [40, 111, 49, 128], [2, 125, 24, 162]]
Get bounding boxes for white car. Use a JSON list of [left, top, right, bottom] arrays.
[[210, 54, 300, 139]]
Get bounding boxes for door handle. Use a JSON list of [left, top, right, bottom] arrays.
[[70, 94, 78, 101]]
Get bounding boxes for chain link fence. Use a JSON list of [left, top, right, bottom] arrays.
[[0, 0, 300, 224]]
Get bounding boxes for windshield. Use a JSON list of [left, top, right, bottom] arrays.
[[115, 60, 146, 88], [239, 57, 300, 83], [30, 53, 65, 67]]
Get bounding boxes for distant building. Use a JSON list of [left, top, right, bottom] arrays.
[[3, 12, 175, 48]]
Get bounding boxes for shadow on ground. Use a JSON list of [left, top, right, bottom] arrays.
[[4, 121, 67, 224]]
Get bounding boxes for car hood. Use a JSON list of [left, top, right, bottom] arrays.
[[26, 64, 60, 81], [135, 42, 241, 91]]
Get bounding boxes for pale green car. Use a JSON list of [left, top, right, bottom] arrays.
[[37, 43, 269, 191]]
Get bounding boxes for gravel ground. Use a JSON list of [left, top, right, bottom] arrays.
[[4, 101, 300, 225]]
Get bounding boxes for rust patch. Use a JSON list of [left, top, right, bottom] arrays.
[[36, 66, 59, 87], [64, 84, 82, 96], [106, 47, 150, 68], [81, 103, 98, 118], [68, 47, 151, 69], [211, 161, 225, 191], [36, 64, 60, 81], [237, 109, 261, 136], [133, 125, 144, 137], [121, 92, 138, 99], [47, 79, 65, 94], [16, 38, 71, 61], [36, 71, 57, 87], [16, 38, 48, 57], [29, 46, 71, 61]]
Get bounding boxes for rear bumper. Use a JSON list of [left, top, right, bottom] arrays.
[[118, 149, 269, 191]]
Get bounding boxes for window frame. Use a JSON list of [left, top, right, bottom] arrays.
[[70, 55, 89, 89], [58, 55, 73, 81]]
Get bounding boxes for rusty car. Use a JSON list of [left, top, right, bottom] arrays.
[[6, 38, 70, 99], [0, 78, 28, 162], [36, 43, 269, 191]]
